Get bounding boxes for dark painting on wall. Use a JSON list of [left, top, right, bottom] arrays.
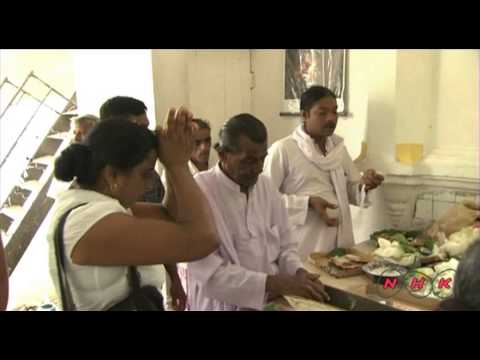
[[284, 49, 347, 113]]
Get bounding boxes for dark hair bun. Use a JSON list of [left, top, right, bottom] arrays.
[[54, 144, 93, 183]]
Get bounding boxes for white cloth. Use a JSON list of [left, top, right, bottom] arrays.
[[47, 189, 165, 310], [188, 161, 200, 176], [47, 178, 74, 200], [187, 164, 303, 311], [263, 125, 371, 261], [161, 161, 200, 186], [160, 160, 203, 310]]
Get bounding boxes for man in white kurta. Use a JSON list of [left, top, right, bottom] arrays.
[[263, 86, 383, 261], [187, 113, 327, 311], [264, 130, 368, 260], [187, 164, 303, 310]]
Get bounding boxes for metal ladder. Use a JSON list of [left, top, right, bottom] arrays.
[[0, 71, 77, 275]]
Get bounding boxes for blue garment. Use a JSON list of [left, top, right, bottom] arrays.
[[139, 170, 165, 204]]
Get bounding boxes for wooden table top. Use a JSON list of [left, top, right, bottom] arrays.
[[301, 241, 440, 311]]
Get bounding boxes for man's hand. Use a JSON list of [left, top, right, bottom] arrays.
[[308, 196, 338, 227], [170, 276, 187, 311], [165, 264, 187, 311], [295, 268, 320, 282], [294, 268, 330, 302], [361, 169, 384, 191], [266, 271, 330, 303]]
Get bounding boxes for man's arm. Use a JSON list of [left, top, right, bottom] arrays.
[[265, 271, 329, 303], [343, 151, 373, 207], [269, 184, 304, 276], [263, 143, 310, 227], [162, 169, 181, 221], [165, 264, 180, 281], [160, 169, 187, 310], [189, 233, 329, 308], [164, 262, 186, 311], [189, 251, 267, 310], [277, 226, 304, 276], [263, 181, 330, 303]]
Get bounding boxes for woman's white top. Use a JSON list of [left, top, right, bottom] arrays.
[[47, 189, 165, 310]]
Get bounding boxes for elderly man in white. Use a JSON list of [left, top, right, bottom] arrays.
[[263, 86, 384, 261], [187, 114, 329, 311]]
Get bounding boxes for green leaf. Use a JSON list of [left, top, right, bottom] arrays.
[[405, 230, 423, 239], [264, 303, 278, 311], [424, 237, 435, 251], [369, 229, 400, 243], [328, 248, 348, 257], [391, 233, 407, 244], [394, 236, 417, 254]]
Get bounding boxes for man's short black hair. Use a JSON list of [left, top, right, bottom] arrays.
[[214, 113, 267, 153], [300, 86, 337, 113], [99, 96, 147, 119]]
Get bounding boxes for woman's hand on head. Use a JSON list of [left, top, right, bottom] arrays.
[[156, 107, 195, 168]]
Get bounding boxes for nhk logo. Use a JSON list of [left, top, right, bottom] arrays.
[[374, 268, 456, 299]]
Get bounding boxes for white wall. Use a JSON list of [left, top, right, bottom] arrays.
[[434, 50, 479, 150], [395, 50, 439, 148], [1, 50, 76, 204], [348, 50, 399, 170], [151, 50, 190, 124], [187, 50, 251, 128], [73, 50, 156, 128], [0, 49, 75, 98], [410, 49, 480, 179], [151, 50, 252, 165], [250, 50, 299, 145]]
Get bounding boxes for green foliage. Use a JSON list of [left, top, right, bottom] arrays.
[[423, 237, 435, 251], [370, 229, 433, 255], [328, 248, 348, 258]]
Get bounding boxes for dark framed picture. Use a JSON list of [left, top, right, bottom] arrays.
[[283, 49, 347, 114]]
